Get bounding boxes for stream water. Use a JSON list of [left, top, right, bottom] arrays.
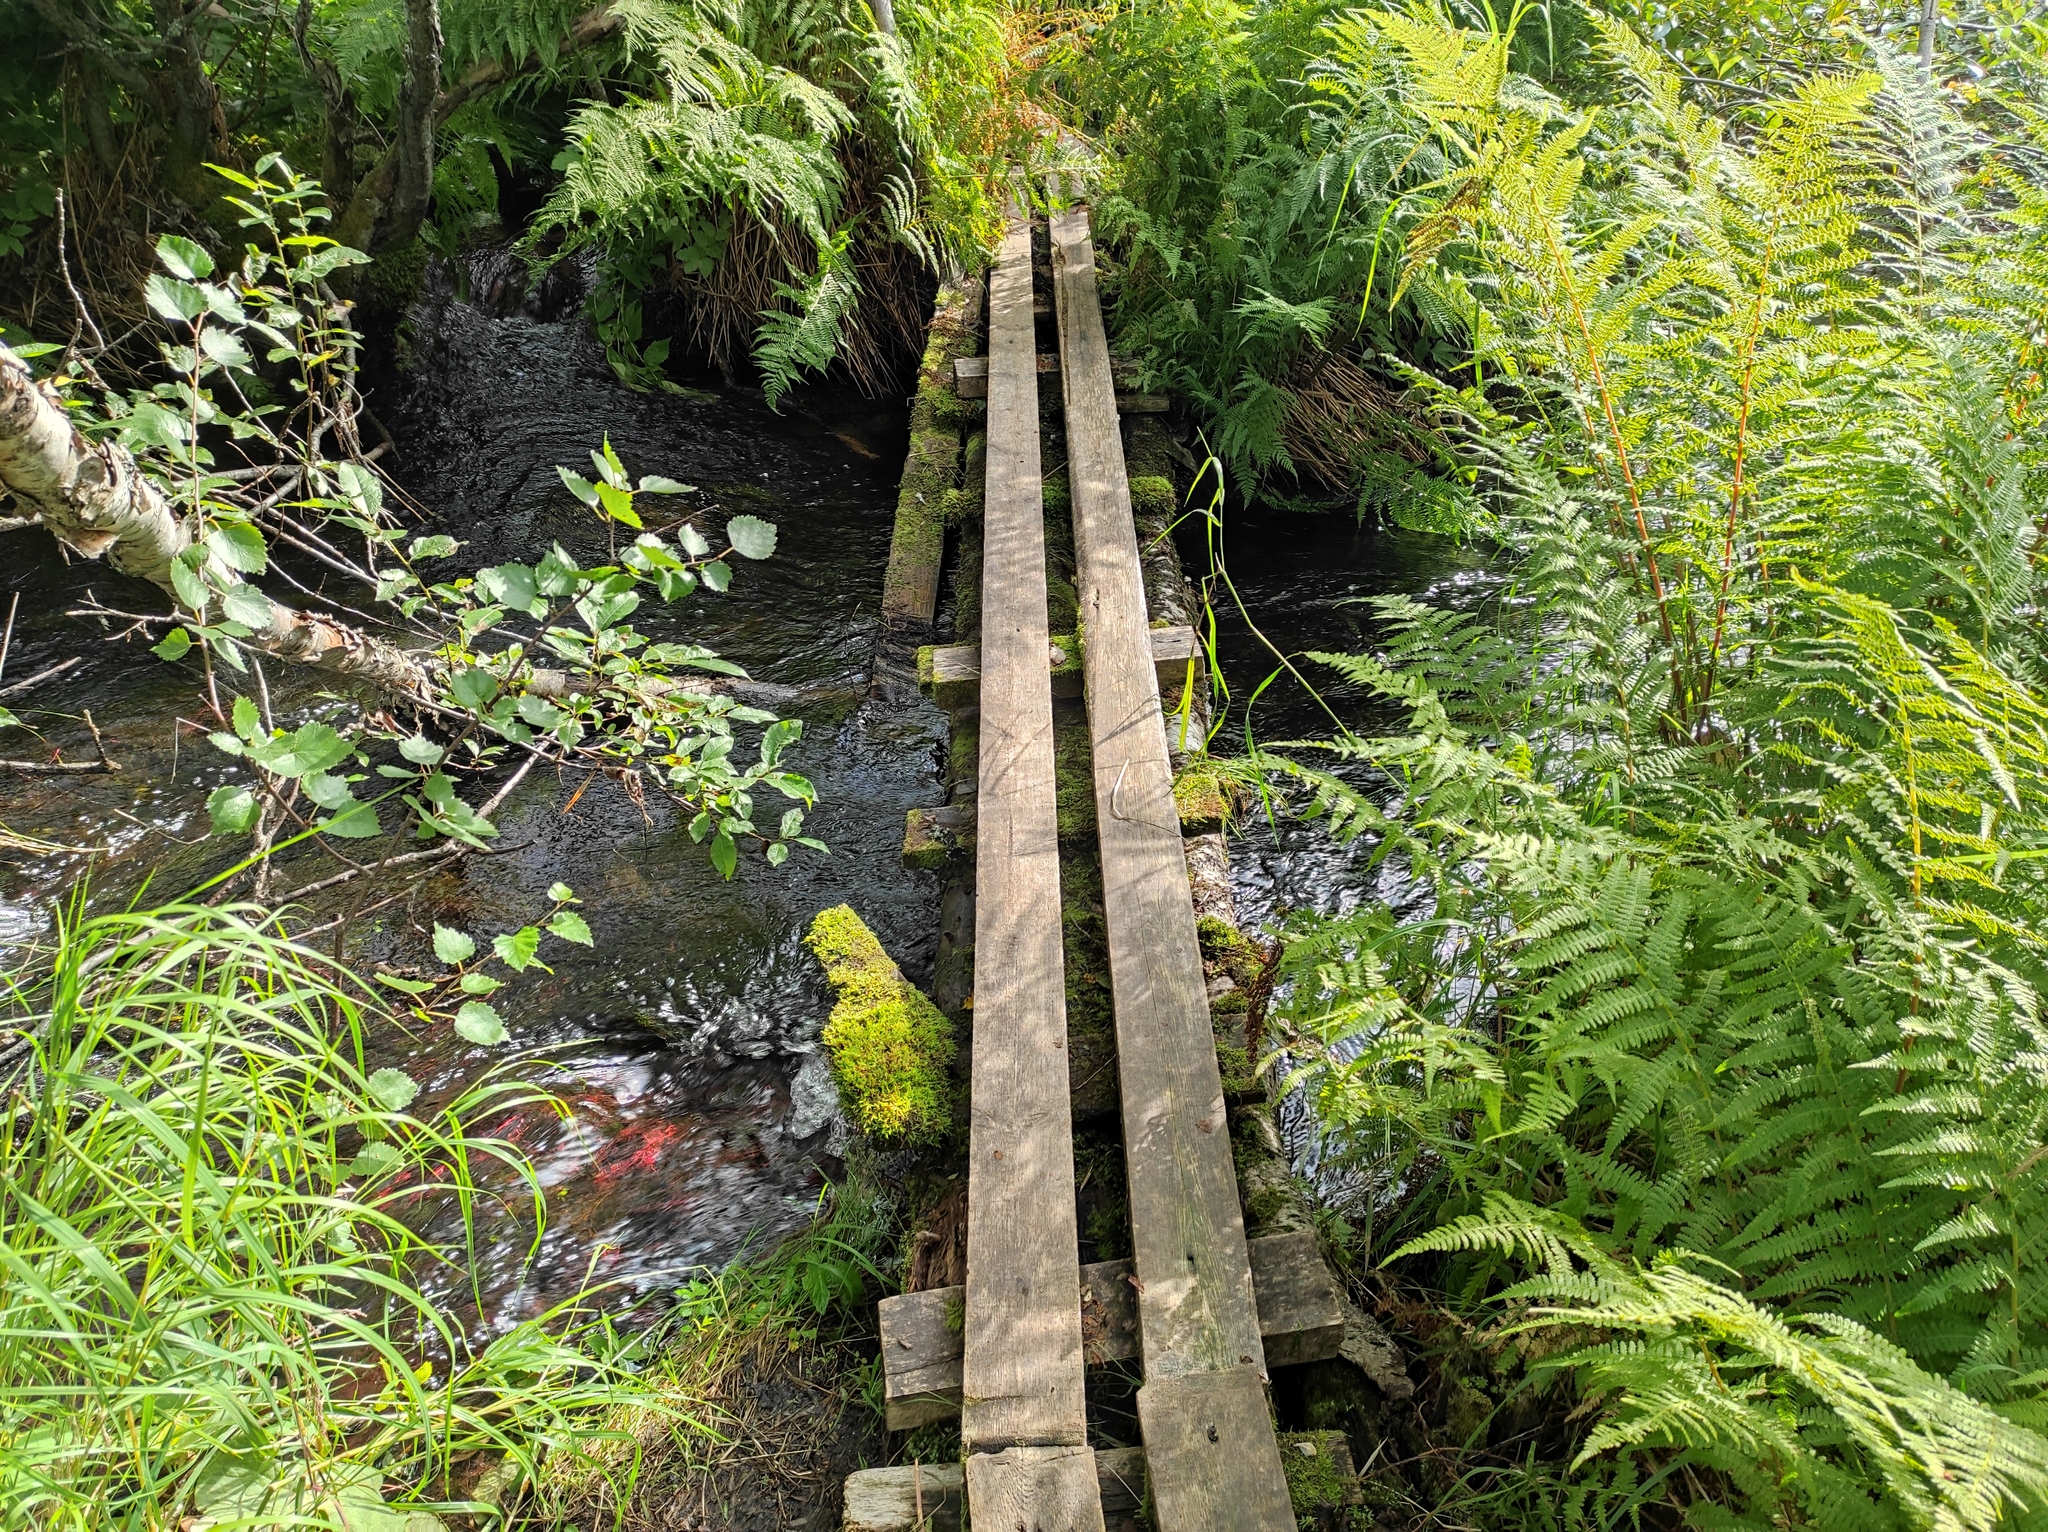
[[0, 255, 1500, 1334], [0, 255, 948, 1331]]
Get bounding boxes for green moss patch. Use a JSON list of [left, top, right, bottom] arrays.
[[1279, 1431, 1366, 1529], [1060, 854, 1120, 1122], [1174, 762, 1236, 833], [805, 906, 955, 1145], [1053, 709, 1098, 842]]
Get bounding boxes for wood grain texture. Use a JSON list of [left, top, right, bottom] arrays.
[[1050, 206, 1265, 1381], [960, 214, 1091, 1458], [879, 1232, 1347, 1426], [1053, 202, 1294, 1532], [965, 1447, 1109, 1532], [841, 1448, 1145, 1532], [1136, 1367, 1296, 1532]]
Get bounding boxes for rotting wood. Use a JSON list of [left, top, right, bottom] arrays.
[[959, 213, 1094, 1473], [842, 1448, 1147, 1532], [879, 1231, 1347, 1429], [1052, 202, 1294, 1530], [965, 1446, 1107, 1532], [918, 625, 1199, 711]]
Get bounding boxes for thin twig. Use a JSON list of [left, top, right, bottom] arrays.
[[0, 591, 17, 683], [0, 656, 82, 699]]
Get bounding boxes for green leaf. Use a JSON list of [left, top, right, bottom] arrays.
[[399, 733, 444, 765], [766, 841, 789, 867], [207, 784, 260, 834], [547, 882, 578, 903], [448, 668, 499, 708], [432, 924, 476, 965], [760, 718, 802, 768], [595, 480, 643, 529], [677, 522, 710, 557], [480, 563, 542, 614], [556, 467, 600, 508], [168, 550, 211, 611], [493, 925, 542, 972], [454, 1002, 507, 1046], [638, 475, 692, 494], [232, 694, 263, 741], [546, 910, 593, 946], [593, 438, 629, 489], [366, 1067, 419, 1112], [458, 971, 503, 995], [410, 534, 459, 560], [221, 584, 275, 630], [335, 461, 384, 519], [375, 972, 436, 995], [248, 721, 353, 778], [725, 514, 777, 560], [152, 627, 193, 661], [320, 799, 382, 838], [156, 233, 215, 280], [208, 522, 268, 574], [701, 560, 732, 593], [710, 831, 738, 879], [144, 272, 206, 324]]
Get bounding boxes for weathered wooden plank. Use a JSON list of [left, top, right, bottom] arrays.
[[918, 626, 1198, 710], [965, 1446, 1107, 1532], [955, 352, 1148, 399], [960, 213, 1092, 1460], [878, 1232, 1347, 1428], [1136, 1366, 1296, 1532], [1053, 201, 1293, 1530], [842, 1448, 1146, 1532]]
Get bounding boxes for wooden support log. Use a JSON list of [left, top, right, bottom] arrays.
[[954, 354, 1147, 400], [878, 1232, 1345, 1430], [843, 1446, 1147, 1532], [917, 625, 1199, 711]]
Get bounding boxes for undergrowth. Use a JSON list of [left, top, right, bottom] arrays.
[[1218, 7, 2048, 1531]]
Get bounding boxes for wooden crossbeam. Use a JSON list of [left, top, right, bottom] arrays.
[[878, 1231, 1347, 1429], [1051, 203, 1296, 1532], [960, 212, 1103, 1530]]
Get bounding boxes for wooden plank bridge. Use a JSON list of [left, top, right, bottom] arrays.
[[847, 200, 1338, 1531]]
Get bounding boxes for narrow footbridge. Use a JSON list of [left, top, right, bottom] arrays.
[[845, 201, 1343, 1532]]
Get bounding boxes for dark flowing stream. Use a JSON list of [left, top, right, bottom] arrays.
[[0, 257, 1501, 1333], [0, 256, 947, 1331]]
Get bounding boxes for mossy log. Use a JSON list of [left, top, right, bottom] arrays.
[[805, 906, 955, 1144]]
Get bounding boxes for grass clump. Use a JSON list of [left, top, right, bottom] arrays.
[[0, 899, 649, 1529], [806, 905, 954, 1145]]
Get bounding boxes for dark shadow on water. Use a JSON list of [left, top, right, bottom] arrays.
[[0, 253, 946, 1328]]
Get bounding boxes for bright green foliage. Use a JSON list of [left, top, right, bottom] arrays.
[[1050, 0, 1458, 498], [0, 901, 653, 1528], [1248, 9, 2048, 1530], [526, 0, 1020, 399], [804, 904, 955, 1144]]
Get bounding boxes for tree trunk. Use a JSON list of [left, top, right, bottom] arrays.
[[0, 345, 430, 696], [872, 0, 898, 35], [294, 0, 361, 212], [336, 3, 622, 254], [389, 0, 442, 249], [148, 0, 230, 206]]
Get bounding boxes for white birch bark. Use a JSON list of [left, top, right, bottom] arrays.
[[0, 343, 431, 695]]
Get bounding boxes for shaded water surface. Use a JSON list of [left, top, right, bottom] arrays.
[[0, 259, 947, 1327]]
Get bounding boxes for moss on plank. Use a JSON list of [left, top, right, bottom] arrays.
[[1128, 474, 1176, 525], [1279, 1431, 1365, 1529], [805, 906, 955, 1144], [1060, 853, 1120, 1123], [1052, 708, 1097, 843], [880, 428, 959, 624], [1173, 762, 1235, 833]]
